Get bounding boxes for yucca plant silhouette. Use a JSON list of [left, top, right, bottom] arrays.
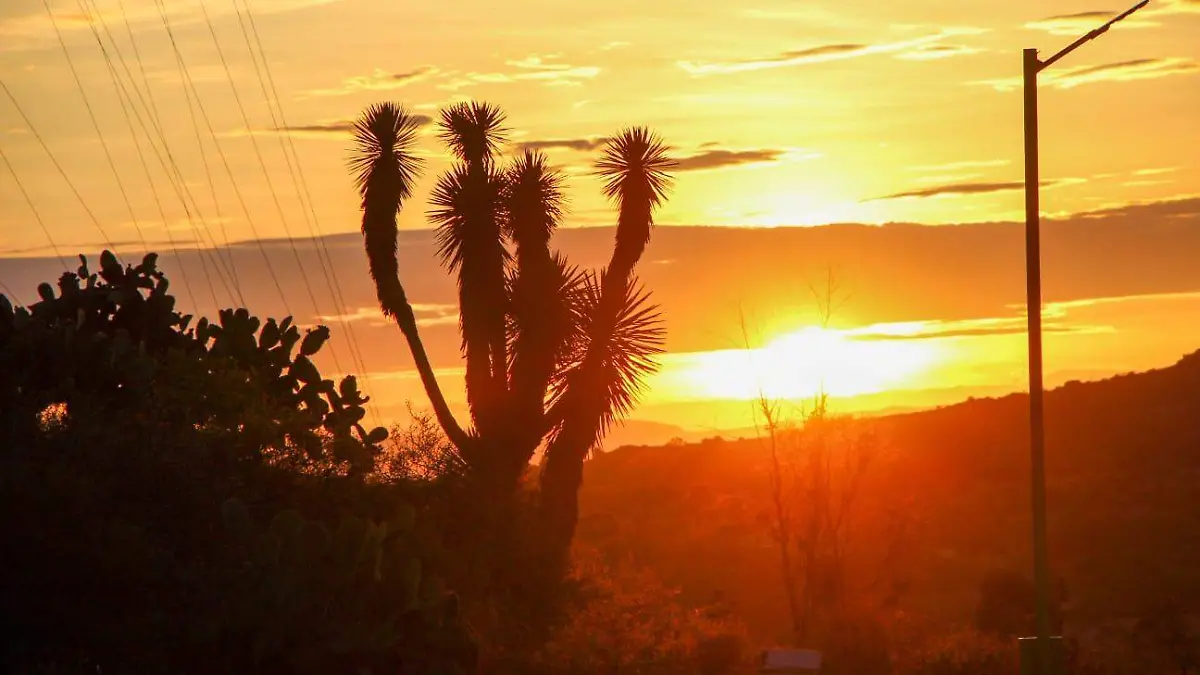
[[351, 101, 673, 558]]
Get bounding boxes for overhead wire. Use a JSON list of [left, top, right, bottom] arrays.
[[0, 79, 120, 266], [151, 0, 291, 315], [233, 0, 383, 426], [39, 0, 152, 279], [174, 71, 243, 307], [114, 0, 244, 300], [198, 0, 360, 394], [116, 0, 161, 124], [75, 0, 223, 309], [197, 0, 328, 329], [4, 1, 387, 428], [81, 0, 244, 308], [0, 281, 25, 307], [76, 0, 237, 310], [0, 143, 70, 273]]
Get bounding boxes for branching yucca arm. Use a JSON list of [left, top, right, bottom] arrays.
[[540, 129, 674, 434], [596, 127, 674, 283], [351, 102, 470, 451], [506, 150, 570, 439], [433, 102, 511, 436], [537, 130, 673, 553], [547, 275, 664, 449], [538, 274, 664, 547]]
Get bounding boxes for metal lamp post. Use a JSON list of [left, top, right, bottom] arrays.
[[1021, 2, 1151, 674]]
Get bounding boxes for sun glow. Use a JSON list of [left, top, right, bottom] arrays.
[[664, 325, 944, 401], [746, 193, 866, 227]]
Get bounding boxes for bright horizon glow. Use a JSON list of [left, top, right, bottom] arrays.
[[664, 325, 945, 401], [743, 193, 869, 228]]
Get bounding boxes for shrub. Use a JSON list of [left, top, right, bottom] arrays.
[[0, 255, 475, 674], [894, 629, 1017, 675], [510, 548, 753, 675]]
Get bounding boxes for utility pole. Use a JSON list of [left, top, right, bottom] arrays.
[[1022, 45, 1052, 675], [1020, 2, 1151, 674]]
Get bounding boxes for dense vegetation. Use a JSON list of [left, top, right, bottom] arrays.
[[0, 253, 474, 674]]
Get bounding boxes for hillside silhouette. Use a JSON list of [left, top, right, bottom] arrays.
[[576, 350, 1200, 642]]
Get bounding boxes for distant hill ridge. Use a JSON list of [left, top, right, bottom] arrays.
[[577, 349, 1200, 640]]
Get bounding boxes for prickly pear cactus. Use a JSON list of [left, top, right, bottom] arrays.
[[3, 254, 474, 675], [2, 251, 388, 476], [215, 498, 477, 674]]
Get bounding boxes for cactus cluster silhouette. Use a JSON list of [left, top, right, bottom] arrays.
[[0, 251, 387, 475]]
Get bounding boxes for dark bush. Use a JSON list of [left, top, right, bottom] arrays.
[[0, 253, 475, 675]]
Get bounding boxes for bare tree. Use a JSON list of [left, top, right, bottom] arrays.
[[749, 271, 905, 646]]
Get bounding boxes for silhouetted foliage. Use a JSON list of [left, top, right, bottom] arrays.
[[1133, 597, 1199, 674], [0, 255, 475, 674], [974, 570, 1066, 639], [0, 252, 386, 474], [753, 393, 908, 648], [512, 548, 753, 675], [892, 629, 1017, 675], [349, 100, 674, 574]]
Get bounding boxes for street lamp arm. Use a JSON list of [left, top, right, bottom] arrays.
[[1039, 0, 1151, 71]]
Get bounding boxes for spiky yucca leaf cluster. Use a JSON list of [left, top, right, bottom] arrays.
[[351, 102, 425, 320]]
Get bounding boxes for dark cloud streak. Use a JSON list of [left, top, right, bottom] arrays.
[[389, 67, 436, 84], [779, 43, 867, 61], [1071, 197, 1200, 221], [869, 180, 1061, 201], [675, 149, 786, 171], [980, 57, 1198, 90], [516, 137, 608, 152], [855, 324, 1080, 341], [0, 239, 199, 256], [271, 115, 433, 137]]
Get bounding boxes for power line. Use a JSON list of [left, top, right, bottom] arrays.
[[112, 0, 244, 302], [198, 0, 348, 374], [91, 0, 253, 311], [153, 0, 292, 316], [93, 0, 254, 310], [0, 280, 25, 307], [233, 0, 383, 425], [75, 0, 223, 309], [173, 47, 244, 301], [0, 143, 70, 273], [81, 0, 258, 309], [199, 0, 325, 321], [116, 0, 242, 307], [82, 0, 244, 308], [0, 79, 119, 263], [40, 0, 149, 276], [174, 70, 241, 307], [116, 0, 161, 128], [226, 0, 336, 355]]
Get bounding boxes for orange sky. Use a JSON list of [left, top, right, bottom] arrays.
[[1, 0, 1199, 444]]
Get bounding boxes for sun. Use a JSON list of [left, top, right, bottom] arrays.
[[749, 194, 861, 227], [668, 325, 943, 401]]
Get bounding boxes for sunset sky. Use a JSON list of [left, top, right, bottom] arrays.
[[1, 0, 1199, 444]]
